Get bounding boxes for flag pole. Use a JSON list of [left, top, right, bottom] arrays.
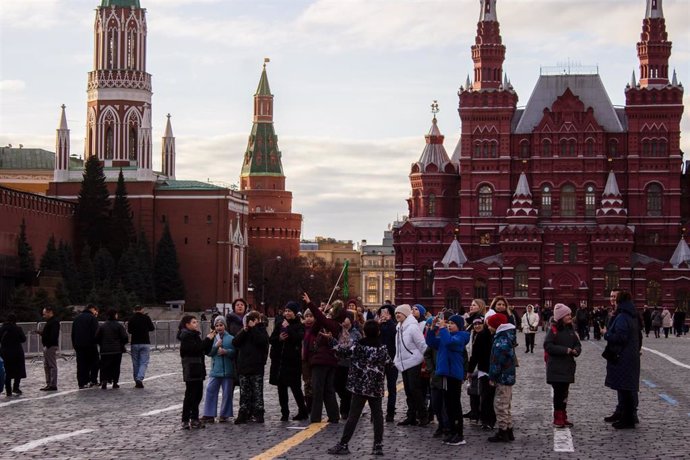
[[327, 261, 348, 305]]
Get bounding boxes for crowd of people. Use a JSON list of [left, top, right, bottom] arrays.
[[0, 289, 683, 454]]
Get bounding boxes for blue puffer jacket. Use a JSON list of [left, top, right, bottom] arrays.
[[489, 324, 517, 386], [425, 327, 470, 381], [207, 332, 236, 378]]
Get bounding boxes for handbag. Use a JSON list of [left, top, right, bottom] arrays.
[[601, 344, 620, 363]]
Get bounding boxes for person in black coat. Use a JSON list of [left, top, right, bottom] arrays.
[[269, 301, 308, 421], [377, 305, 398, 422], [232, 311, 269, 424], [38, 306, 60, 391], [0, 314, 26, 396], [544, 304, 581, 428], [95, 309, 128, 389], [466, 316, 495, 430], [178, 315, 214, 429], [71, 304, 100, 388]]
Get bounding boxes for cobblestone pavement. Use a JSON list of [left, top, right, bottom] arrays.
[[1, 331, 689, 459]]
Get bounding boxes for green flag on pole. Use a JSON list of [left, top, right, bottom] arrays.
[[342, 260, 349, 299]]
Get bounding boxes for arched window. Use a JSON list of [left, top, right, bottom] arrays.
[[490, 142, 498, 158], [604, 263, 620, 292], [608, 140, 618, 157], [514, 264, 528, 298], [422, 267, 434, 297], [676, 289, 689, 312], [520, 141, 530, 158], [560, 139, 568, 156], [478, 185, 493, 217], [127, 29, 136, 69], [105, 126, 114, 159], [474, 142, 481, 157], [428, 193, 436, 217], [474, 279, 488, 302], [659, 139, 667, 155], [560, 184, 576, 217], [128, 126, 137, 160], [554, 243, 563, 263], [585, 139, 594, 156], [585, 185, 596, 217], [482, 143, 489, 158], [107, 28, 118, 69], [569, 139, 576, 156], [541, 185, 552, 217], [647, 280, 661, 306], [642, 140, 650, 156], [542, 139, 551, 157], [647, 184, 662, 216], [445, 290, 460, 311]]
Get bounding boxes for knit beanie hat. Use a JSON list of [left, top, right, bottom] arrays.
[[303, 308, 313, 317], [395, 304, 412, 318], [377, 305, 395, 318], [414, 304, 427, 317], [487, 313, 508, 330], [472, 316, 485, 325], [213, 315, 227, 327], [553, 303, 572, 322], [284, 301, 301, 315], [448, 314, 464, 330]]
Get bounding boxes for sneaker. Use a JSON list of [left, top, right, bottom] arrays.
[[112, 383, 120, 389], [218, 417, 229, 423], [101, 382, 108, 389], [12, 389, 22, 395], [292, 412, 309, 421], [372, 444, 384, 456], [234, 416, 248, 425], [40, 386, 50, 391], [189, 420, 205, 429], [180, 421, 190, 430], [397, 418, 418, 426], [327, 443, 350, 455], [433, 427, 444, 438], [89, 382, 99, 388], [444, 434, 466, 446], [385, 413, 395, 423], [481, 424, 494, 431], [45, 386, 58, 391], [200, 416, 216, 424], [280, 414, 289, 422], [134, 380, 144, 389]]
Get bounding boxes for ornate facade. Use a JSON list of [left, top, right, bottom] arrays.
[[394, 0, 689, 312]]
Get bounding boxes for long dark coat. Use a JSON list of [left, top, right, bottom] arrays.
[[544, 323, 581, 384], [604, 301, 641, 391], [0, 323, 27, 379], [269, 315, 304, 386]]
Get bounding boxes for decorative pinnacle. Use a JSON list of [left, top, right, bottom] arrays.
[[431, 100, 439, 121], [263, 57, 270, 69]]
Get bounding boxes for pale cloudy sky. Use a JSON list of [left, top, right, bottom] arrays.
[[1, 0, 688, 245]]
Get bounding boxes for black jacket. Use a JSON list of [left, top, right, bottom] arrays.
[[544, 323, 581, 384], [269, 316, 304, 386], [127, 312, 155, 345], [0, 323, 27, 379], [95, 320, 129, 355], [379, 319, 397, 359], [71, 311, 99, 348], [467, 327, 492, 374], [178, 328, 212, 382], [41, 317, 60, 348], [232, 324, 269, 375]]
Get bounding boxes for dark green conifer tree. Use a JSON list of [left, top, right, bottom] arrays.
[[75, 155, 110, 256], [109, 169, 135, 261], [40, 235, 60, 271], [17, 218, 35, 285], [154, 223, 185, 303]]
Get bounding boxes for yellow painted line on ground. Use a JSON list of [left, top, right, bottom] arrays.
[[251, 381, 405, 460]]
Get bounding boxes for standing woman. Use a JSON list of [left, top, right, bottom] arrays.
[[544, 304, 581, 428], [226, 298, 248, 336], [0, 314, 26, 396], [521, 305, 540, 353], [201, 316, 236, 423], [270, 301, 308, 421], [660, 307, 672, 338], [650, 307, 662, 338], [95, 309, 129, 389], [394, 304, 428, 426], [177, 315, 214, 429]]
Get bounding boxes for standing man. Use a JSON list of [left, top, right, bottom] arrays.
[[128, 305, 155, 388], [72, 304, 100, 388], [38, 306, 60, 391]]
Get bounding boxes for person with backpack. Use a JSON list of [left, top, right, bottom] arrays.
[[544, 304, 581, 428]]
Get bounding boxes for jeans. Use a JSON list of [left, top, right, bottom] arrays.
[[203, 376, 234, 418], [384, 365, 398, 417], [478, 375, 496, 427], [340, 394, 383, 446], [310, 365, 340, 422], [130, 344, 151, 382], [182, 380, 204, 422], [401, 363, 427, 421], [43, 346, 58, 387]]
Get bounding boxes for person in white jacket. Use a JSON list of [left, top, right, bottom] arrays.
[[394, 304, 429, 426], [521, 305, 540, 353]]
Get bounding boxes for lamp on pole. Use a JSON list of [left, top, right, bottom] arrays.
[[261, 256, 282, 315]]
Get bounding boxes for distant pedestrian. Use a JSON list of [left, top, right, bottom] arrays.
[[602, 291, 640, 429], [672, 309, 686, 337], [72, 304, 100, 388], [641, 306, 652, 338], [95, 309, 128, 389], [327, 320, 391, 456], [487, 313, 516, 443], [177, 315, 214, 429], [651, 307, 662, 338], [127, 305, 155, 388], [201, 316, 236, 423], [232, 310, 269, 424], [544, 304, 581, 428], [660, 308, 672, 338], [0, 314, 26, 397], [37, 306, 60, 391], [521, 305, 539, 353], [269, 301, 308, 421]]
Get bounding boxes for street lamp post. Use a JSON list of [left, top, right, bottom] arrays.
[[261, 256, 282, 316]]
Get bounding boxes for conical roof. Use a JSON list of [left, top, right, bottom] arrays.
[[440, 239, 468, 268], [101, 0, 140, 7], [506, 172, 537, 222], [255, 64, 272, 96], [163, 114, 174, 137], [670, 238, 690, 268], [414, 117, 451, 173], [58, 104, 68, 130]]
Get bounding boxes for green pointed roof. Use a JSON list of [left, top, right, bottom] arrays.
[[100, 0, 141, 8], [255, 65, 272, 96], [240, 123, 284, 177]]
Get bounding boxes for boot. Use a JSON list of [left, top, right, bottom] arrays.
[[612, 417, 636, 429], [234, 411, 248, 425], [292, 409, 309, 421], [506, 427, 515, 441], [604, 410, 621, 423], [488, 429, 510, 443], [563, 410, 574, 428], [553, 410, 566, 428], [327, 443, 350, 455]]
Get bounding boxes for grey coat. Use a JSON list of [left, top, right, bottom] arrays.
[[544, 323, 581, 384]]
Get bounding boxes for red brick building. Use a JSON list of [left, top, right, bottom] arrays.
[[394, 0, 689, 312], [240, 62, 302, 258], [0, 0, 249, 310]]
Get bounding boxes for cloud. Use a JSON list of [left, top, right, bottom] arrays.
[[0, 80, 26, 92]]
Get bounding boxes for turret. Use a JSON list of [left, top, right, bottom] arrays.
[[596, 171, 628, 224], [54, 104, 70, 182], [161, 113, 175, 179], [506, 172, 538, 224], [637, 0, 672, 87], [471, 0, 505, 90]]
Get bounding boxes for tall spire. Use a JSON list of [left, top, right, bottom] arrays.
[[471, 0, 505, 90], [506, 172, 537, 224], [637, 0, 672, 87], [54, 104, 70, 182], [254, 58, 274, 123], [161, 113, 176, 179]]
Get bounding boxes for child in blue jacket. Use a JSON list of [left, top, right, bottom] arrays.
[[425, 314, 470, 446]]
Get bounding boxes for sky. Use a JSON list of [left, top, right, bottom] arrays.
[[1, 0, 689, 246]]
